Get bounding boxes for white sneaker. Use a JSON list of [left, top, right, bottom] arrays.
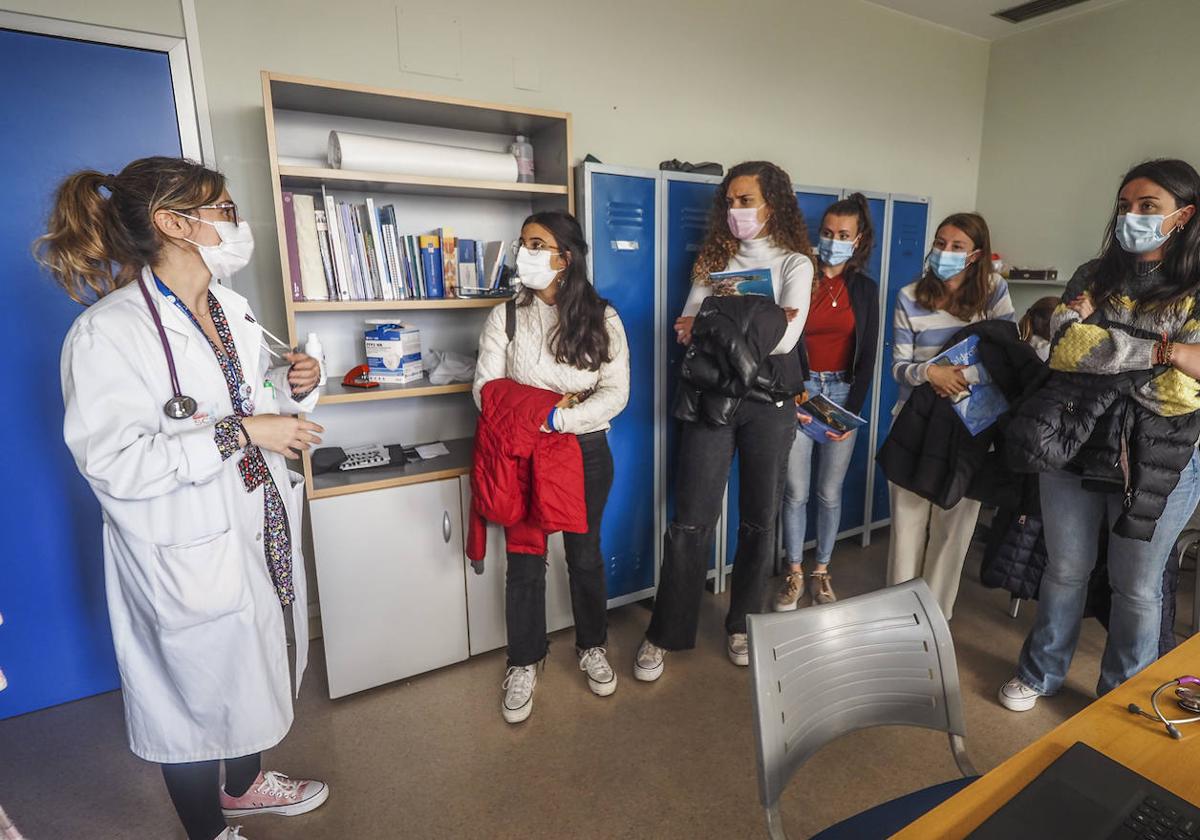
[[774, 572, 805, 612], [634, 638, 665, 682], [215, 828, 249, 840], [579, 647, 617, 696], [502, 664, 538, 723], [727, 633, 749, 667], [999, 676, 1041, 712]]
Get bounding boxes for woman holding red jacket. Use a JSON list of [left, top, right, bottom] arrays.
[[472, 210, 629, 724]]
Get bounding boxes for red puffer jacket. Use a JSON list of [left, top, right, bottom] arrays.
[[467, 378, 587, 563]]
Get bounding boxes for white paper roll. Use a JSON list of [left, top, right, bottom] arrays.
[[328, 131, 519, 182]]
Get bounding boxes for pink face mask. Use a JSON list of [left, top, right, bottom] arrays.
[[727, 207, 767, 241]]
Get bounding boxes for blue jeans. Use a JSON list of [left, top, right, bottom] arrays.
[[1018, 450, 1200, 696], [782, 373, 857, 568]]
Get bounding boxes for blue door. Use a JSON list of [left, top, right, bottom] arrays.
[[663, 177, 720, 574], [0, 28, 184, 719], [587, 170, 658, 601], [872, 199, 930, 523]]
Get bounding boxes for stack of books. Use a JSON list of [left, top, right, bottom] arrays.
[[281, 190, 513, 302]]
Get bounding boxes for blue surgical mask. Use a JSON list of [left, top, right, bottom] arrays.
[[927, 248, 976, 281], [1115, 209, 1185, 254], [818, 236, 857, 267]]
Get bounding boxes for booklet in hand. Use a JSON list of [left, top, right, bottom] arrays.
[[708, 268, 774, 300], [929, 334, 1009, 436], [796, 392, 867, 444]]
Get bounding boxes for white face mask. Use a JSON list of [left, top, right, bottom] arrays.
[[515, 246, 560, 290], [172, 212, 254, 279]]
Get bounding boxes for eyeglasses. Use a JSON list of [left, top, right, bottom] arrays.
[[511, 241, 560, 259], [194, 201, 240, 225]]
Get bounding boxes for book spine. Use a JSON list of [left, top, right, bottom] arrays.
[[281, 192, 303, 301], [382, 226, 406, 300], [408, 234, 425, 299], [292, 194, 329, 301], [476, 242, 486, 294], [339, 203, 364, 300], [419, 235, 444, 299], [355, 205, 381, 299], [365, 199, 393, 300], [323, 191, 350, 301], [313, 209, 336, 300]]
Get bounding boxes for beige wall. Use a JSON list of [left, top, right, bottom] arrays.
[[192, 0, 989, 334], [976, 0, 1199, 313], [1, 0, 183, 37]]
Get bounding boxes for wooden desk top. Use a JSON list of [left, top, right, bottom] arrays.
[[893, 633, 1200, 839]]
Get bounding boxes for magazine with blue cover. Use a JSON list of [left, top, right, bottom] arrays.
[[796, 393, 867, 444], [708, 268, 774, 300], [930, 334, 1008, 435]]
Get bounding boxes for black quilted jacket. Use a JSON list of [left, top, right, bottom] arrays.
[[1004, 366, 1200, 541], [673, 295, 805, 426], [878, 319, 1048, 509]]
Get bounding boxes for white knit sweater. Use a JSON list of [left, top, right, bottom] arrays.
[[681, 236, 814, 354], [473, 296, 630, 435]]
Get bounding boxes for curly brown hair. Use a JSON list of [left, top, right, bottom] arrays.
[[692, 161, 815, 282]]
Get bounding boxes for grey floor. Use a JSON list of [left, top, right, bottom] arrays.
[[3, 533, 1186, 840]]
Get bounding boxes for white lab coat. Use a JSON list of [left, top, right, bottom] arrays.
[[60, 266, 318, 763]]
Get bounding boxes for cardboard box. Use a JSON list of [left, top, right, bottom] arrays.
[[364, 321, 422, 384]]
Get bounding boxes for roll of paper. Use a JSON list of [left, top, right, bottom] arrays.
[[328, 131, 519, 182]]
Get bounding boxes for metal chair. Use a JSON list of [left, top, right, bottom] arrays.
[[1173, 501, 1200, 638], [748, 579, 978, 840]]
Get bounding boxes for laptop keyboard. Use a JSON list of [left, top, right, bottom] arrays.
[[1116, 796, 1200, 839]]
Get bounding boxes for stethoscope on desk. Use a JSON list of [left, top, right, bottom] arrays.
[[1127, 675, 1200, 739], [137, 276, 292, 420]]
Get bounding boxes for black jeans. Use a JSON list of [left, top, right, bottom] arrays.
[[161, 752, 261, 840], [506, 431, 614, 666], [648, 398, 795, 650]]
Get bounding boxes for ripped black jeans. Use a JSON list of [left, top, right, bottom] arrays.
[[647, 398, 796, 650]]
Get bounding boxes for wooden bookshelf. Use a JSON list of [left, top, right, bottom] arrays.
[[308, 437, 474, 500], [317, 377, 472, 406], [292, 297, 507, 312], [279, 165, 569, 201]]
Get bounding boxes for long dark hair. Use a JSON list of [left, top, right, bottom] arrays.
[[692, 160, 815, 281], [914, 212, 994, 321], [35, 156, 225, 304], [822, 192, 875, 275], [1019, 296, 1059, 342], [1090, 158, 1200, 307], [518, 211, 612, 371]]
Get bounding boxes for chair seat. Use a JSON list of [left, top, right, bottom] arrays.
[[811, 776, 978, 840]]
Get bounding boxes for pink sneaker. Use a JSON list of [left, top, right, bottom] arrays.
[[220, 771, 329, 818]]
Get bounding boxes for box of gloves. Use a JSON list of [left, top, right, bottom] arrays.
[[364, 320, 423, 384]]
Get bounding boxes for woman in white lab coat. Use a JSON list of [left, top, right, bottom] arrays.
[[38, 157, 329, 840]]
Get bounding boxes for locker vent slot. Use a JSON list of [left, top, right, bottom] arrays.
[[992, 0, 1089, 24], [605, 201, 645, 229]]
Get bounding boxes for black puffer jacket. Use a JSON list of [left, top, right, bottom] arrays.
[[980, 509, 1047, 600], [673, 295, 805, 426], [879, 319, 1048, 509], [1005, 366, 1200, 541]]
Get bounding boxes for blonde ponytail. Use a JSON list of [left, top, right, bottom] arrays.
[[34, 156, 226, 305]]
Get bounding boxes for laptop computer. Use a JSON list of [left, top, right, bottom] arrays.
[[967, 741, 1200, 839]]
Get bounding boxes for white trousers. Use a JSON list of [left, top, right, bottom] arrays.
[[886, 483, 982, 620]]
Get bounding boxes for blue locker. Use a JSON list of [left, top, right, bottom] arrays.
[[795, 189, 840, 246], [0, 29, 184, 719], [872, 199, 930, 522], [663, 176, 721, 574], [586, 170, 659, 601]]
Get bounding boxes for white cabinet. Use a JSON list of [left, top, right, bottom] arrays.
[[310, 478, 469, 698], [459, 477, 575, 656]]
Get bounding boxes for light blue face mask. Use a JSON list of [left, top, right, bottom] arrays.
[[1115, 209, 1185, 254], [928, 248, 976, 281], [818, 236, 857, 267]]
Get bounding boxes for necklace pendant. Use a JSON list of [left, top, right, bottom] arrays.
[[831, 300, 838, 308]]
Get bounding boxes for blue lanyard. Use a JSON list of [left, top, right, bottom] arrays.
[[153, 274, 255, 412]]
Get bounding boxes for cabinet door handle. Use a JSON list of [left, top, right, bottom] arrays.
[[442, 511, 452, 543]]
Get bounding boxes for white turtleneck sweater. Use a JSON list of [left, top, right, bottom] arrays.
[[473, 295, 630, 435], [681, 236, 814, 355]]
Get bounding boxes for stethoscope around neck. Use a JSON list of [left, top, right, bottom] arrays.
[[137, 276, 198, 420]]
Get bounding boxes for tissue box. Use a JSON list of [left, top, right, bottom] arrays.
[[364, 321, 423, 384]]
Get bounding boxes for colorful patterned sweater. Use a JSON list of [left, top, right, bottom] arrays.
[[1051, 259, 1200, 417]]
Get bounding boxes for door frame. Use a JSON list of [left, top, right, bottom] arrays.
[[0, 10, 208, 162]]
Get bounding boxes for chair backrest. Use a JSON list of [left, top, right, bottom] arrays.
[[747, 579, 967, 812]]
